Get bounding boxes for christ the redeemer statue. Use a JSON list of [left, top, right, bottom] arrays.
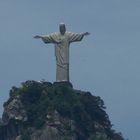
[[34, 23, 90, 82]]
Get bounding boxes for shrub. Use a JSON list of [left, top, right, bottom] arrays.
[[21, 129, 31, 140]]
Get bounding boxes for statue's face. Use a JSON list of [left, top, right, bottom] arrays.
[[59, 24, 66, 35]]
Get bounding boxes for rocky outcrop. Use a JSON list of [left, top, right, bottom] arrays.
[[3, 95, 27, 123], [0, 80, 125, 140]]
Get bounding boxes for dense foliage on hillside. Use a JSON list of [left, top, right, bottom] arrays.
[[0, 80, 126, 140]]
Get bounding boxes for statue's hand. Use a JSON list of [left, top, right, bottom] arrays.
[[34, 35, 42, 39], [83, 32, 90, 36]]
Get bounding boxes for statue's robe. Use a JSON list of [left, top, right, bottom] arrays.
[[42, 32, 84, 82]]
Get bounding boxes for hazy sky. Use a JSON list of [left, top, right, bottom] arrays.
[[0, 1, 140, 139]]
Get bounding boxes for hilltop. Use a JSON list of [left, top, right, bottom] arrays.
[[0, 80, 125, 140]]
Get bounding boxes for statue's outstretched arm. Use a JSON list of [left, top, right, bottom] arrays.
[[34, 35, 43, 39], [34, 35, 61, 44], [68, 32, 90, 43], [82, 32, 90, 36]]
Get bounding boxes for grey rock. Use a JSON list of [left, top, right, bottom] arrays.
[[2, 95, 27, 124]]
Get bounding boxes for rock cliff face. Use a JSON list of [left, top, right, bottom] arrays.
[[0, 81, 125, 140]]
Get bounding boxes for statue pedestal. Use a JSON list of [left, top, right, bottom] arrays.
[[53, 81, 73, 88]]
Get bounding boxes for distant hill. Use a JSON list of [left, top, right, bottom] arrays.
[[0, 80, 126, 140]]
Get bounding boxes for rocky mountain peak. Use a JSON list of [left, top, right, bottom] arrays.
[[0, 80, 125, 140]]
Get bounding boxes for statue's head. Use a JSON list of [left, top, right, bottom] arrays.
[[59, 23, 66, 35]]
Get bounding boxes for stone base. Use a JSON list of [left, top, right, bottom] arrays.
[[53, 81, 73, 88]]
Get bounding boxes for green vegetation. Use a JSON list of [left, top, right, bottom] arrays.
[[88, 135, 109, 140], [7, 80, 126, 140], [21, 128, 31, 140]]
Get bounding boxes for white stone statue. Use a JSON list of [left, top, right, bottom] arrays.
[[34, 23, 90, 82]]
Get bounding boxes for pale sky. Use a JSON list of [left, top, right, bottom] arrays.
[[0, 1, 140, 140]]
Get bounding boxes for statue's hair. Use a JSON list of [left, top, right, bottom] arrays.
[[59, 22, 65, 26]]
